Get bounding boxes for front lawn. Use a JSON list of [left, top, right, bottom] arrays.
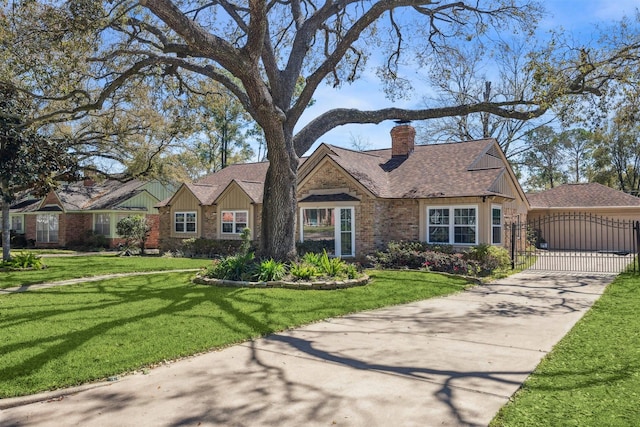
[[0, 270, 470, 398], [0, 255, 210, 289], [491, 272, 640, 426]]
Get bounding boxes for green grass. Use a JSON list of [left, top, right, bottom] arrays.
[[0, 255, 210, 289], [491, 272, 640, 426], [0, 269, 470, 398]]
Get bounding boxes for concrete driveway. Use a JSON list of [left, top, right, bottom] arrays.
[[1, 271, 616, 427]]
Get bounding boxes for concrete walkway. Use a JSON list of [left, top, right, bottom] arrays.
[[0, 271, 616, 426]]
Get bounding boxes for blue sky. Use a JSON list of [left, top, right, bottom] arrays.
[[295, 0, 639, 155]]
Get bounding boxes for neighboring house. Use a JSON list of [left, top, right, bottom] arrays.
[[158, 123, 529, 258], [8, 178, 175, 249], [527, 182, 640, 251]]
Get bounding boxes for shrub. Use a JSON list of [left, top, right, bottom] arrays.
[[205, 251, 256, 281], [181, 238, 243, 258], [116, 216, 151, 254], [2, 252, 44, 270], [367, 241, 511, 276], [301, 252, 322, 267], [10, 232, 28, 249], [464, 244, 511, 275], [422, 251, 477, 276], [289, 263, 320, 281], [238, 228, 252, 256], [257, 258, 287, 282], [343, 263, 360, 279], [367, 241, 429, 269], [296, 239, 335, 256], [318, 249, 345, 276], [202, 246, 363, 283], [67, 230, 110, 251]]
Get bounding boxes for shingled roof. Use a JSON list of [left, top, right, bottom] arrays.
[[157, 162, 271, 207], [166, 137, 518, 206], [527, 183, 640, 208], [317, 139, 510, 199], [11, 179, 162, 212]]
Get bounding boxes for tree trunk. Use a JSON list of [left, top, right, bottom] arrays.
[[259, 131, 298, 261], [2, 199, 11, 262]]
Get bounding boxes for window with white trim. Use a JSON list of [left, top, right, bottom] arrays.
[[491, 205, 502, 245], [36, 214, 59, 243], [11, 215, 24, 233], [427, 206, 477, 245], [175, 212, 197, 233], [221, 210, 248, 234], [94, 213, 110, 236]]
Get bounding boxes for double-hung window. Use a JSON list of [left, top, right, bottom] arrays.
[[491, 205, 502, 245], [95, 213, 111, 236], [11, 215, 23, 233], [36, 214, 59, 243], [427, 206, 477, 245], [175, 212, 197, 233], [221, 211, 248, 234]]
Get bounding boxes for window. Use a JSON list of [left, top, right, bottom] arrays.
[[300, 207, 355, 257], [491, 205, 502, 245], [11, 215, 23, 233], [175, 212, 197, 233], [95, 214, 110, 236], [36, 214, 59, 243], [221, 211, 248, 234], [427, 206, 477, 245]]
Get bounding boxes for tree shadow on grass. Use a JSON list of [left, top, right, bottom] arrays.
[[0, 275, 281, 396]]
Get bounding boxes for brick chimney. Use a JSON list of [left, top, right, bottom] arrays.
[[390, 122, 415, 157]]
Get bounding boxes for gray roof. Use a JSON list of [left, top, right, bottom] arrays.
[[528, 183, 640, 208], [11, 179, 161, 213]]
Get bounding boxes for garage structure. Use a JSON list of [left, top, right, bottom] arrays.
[[508, 183, 640, 273]]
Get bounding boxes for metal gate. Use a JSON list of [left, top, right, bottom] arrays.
[[506, 213, 639, 273]]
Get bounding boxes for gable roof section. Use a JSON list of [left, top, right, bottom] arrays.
[[528, 183, 640, 208], [158, 162, 271, 208], [308, 139, 515, 199], [56, 179, 152, 211], [160, 138, 523, 207], [234, 180, 264, 203], [10, 179, 171, 213], [196, 162, 270, 187]]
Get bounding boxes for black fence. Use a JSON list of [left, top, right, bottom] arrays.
[[506, 213, 639, 273]]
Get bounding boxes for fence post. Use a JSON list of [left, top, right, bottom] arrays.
[[511, 222, 516, 270], [635, 221, 640, 274]]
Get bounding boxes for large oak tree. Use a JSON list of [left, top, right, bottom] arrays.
[[2, 1, 639, 260]]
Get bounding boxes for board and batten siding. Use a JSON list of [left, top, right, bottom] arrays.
[[140, 181, 176, 202], [216, 183, 256, 240], [118, 192, 161, 213], [169, 187, 201, 238]]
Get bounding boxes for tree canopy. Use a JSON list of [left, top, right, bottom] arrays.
[[0, 84, 76, 260]]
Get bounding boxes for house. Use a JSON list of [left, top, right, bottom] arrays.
[[8, 178, 175, 249], [527, 182, 640, 251], [158, 123, 528, 259]]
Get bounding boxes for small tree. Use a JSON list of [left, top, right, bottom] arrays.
[[116, 216, 151, 255]]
